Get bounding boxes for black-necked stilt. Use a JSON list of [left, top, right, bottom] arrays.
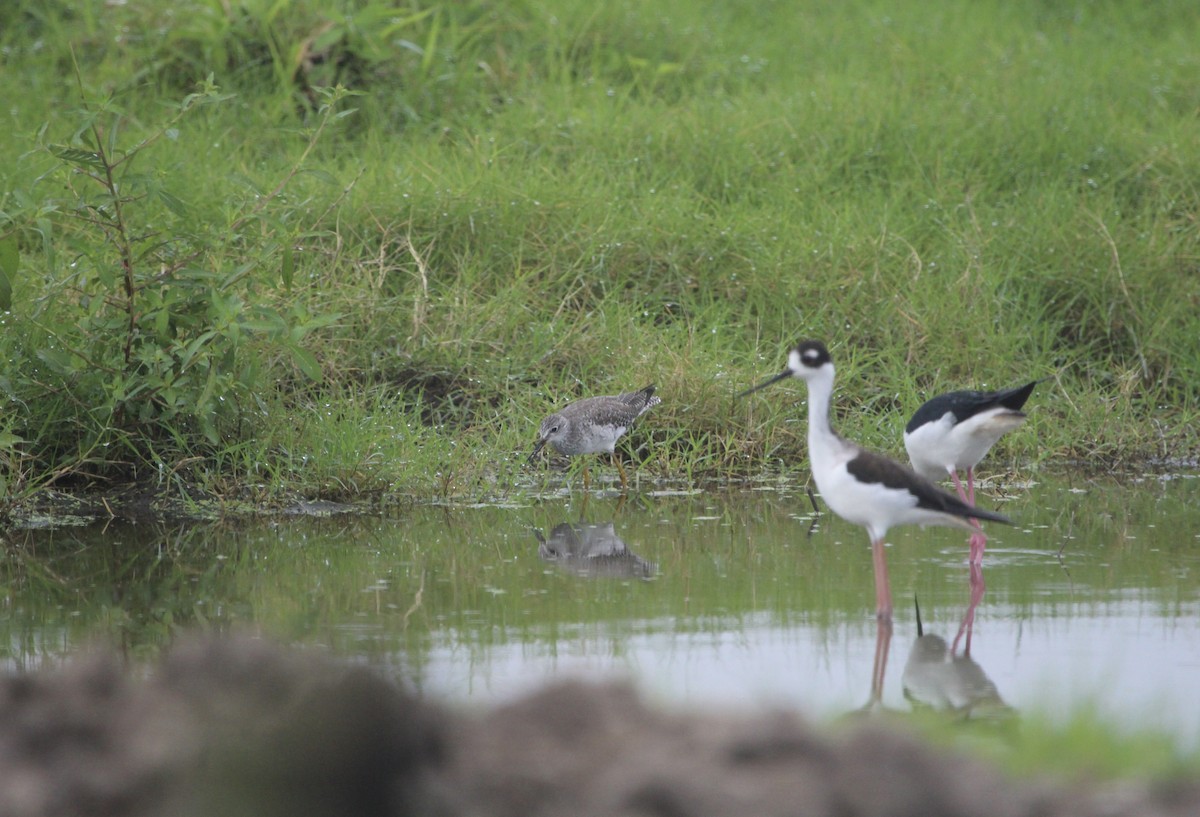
[[903, 379, 1037, 563], [528, 385, 661, 489], [739, 340, 1011, 621]]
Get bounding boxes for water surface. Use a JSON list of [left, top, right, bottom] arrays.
[[3, 474, 1198, 746]]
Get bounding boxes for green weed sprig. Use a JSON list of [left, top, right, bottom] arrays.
[[5, 75, 360, 497]]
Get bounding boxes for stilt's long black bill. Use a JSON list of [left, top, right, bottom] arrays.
[[736, 370, 792, 398]]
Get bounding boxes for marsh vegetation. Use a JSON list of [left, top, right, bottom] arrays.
[[1, 0, 1198, 518], [3, 0, 1200, 799]]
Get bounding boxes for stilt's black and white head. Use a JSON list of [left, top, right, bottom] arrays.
[[738, 340, 833, 396]]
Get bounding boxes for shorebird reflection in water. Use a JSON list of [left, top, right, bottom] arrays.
[[738, 340, 1012, 622], [535, 521, 656, 579], [529, 385, 661, 490]]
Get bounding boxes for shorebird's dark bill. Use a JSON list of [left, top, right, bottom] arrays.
[[527, 439, 547, 462], [736, 370, 791, 398]]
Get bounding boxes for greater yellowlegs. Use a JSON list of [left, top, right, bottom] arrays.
[[739, 341, 1011, 621], [528, 384, 661, 489], [903, 379, 1037, 563]]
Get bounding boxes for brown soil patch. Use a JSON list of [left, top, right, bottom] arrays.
[[1, 636, 1195, 817]]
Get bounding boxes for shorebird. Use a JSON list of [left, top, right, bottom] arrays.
[[738, 340, 1011, 621], [528, 384, 661, 490], [904, 379, 1037, 563]]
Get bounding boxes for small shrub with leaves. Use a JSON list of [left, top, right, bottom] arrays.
[[0, 75, 358, 502]]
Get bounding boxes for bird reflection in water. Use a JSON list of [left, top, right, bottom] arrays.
[[951, 560, 987, 654], [534, 521, 656, 579], [854, 563, 1006, 721], [901, 579, 1014, 723]]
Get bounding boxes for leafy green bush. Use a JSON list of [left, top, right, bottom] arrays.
[[0, 76, 358, 504]]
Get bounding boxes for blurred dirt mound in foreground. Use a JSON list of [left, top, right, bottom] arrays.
[[1, 636, 1196, 817]]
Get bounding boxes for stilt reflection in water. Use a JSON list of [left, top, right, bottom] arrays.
[[951, 561, 987, 655], [902, 594, 1013, 723]]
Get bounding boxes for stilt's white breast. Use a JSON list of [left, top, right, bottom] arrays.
[[814, 457, 919, 543]]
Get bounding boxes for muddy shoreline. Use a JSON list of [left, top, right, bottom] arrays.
[[2, 636, 1196, 817]]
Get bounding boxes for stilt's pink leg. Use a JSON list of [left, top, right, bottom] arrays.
[[953, 467, 988, 564], [948, 468, 970, 504], [872, 538, 893, 622]]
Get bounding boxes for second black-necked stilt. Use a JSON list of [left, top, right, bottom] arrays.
[[528, 385, 661, 490], [739, 340, 1012, 622], [903, 379, 1037, 563]]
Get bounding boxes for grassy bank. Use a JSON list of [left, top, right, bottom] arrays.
[[1, 0, 1199, 514]]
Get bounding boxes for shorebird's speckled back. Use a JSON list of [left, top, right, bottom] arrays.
[[534, 385, 661, 457]]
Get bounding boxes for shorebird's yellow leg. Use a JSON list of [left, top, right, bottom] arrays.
[[613, 453, 629, 489]]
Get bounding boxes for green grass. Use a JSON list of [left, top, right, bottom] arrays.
[[901, 701, 1200, 784], [1, 0, 1199, 514]]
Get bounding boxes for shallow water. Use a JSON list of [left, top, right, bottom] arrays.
[[3, 473, 1199, 746]]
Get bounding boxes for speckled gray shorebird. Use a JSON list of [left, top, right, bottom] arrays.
[[528, 384, 661, 489]]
